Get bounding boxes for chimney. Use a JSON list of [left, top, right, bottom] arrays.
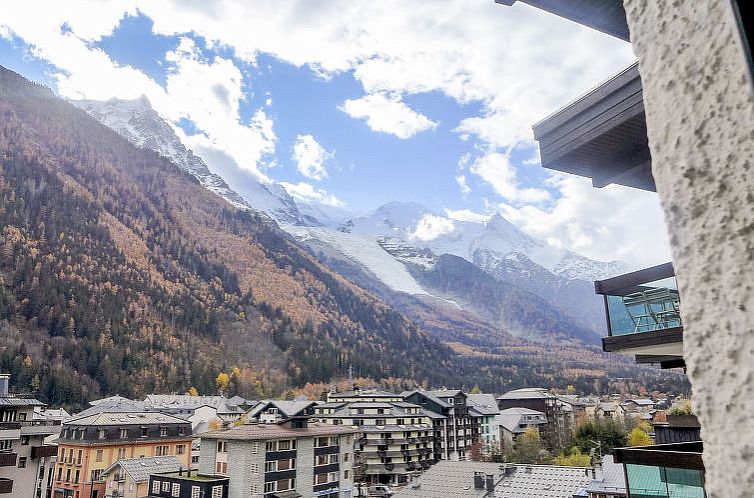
[[473, 472, 485, 489], [0, 374, 9, 397], [485, 474, 494, 492], [179, 467, 183, 476]]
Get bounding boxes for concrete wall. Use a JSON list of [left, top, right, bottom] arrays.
[[623, 1, 754, 496]]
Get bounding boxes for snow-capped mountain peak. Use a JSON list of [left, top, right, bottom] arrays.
[[71, 97, 310, 225]]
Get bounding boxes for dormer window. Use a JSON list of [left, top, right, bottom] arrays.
[[98, 429, 105, 440], [120, 428, 128, 438], [160, 427, 168, 437], [448, 398, 454, 405], [141, 427, 149, 438]]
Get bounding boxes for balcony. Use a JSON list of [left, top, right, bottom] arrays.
[[595, 263, 684, 367], [0, 422, 21, 440], [614, 442, 705, 498], [0, 478, 12, 494], [31, 445, 58, 459], [20, 420, 61, 436], [0, 452, 17, 467]]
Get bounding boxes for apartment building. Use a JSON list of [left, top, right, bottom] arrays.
[[496, 388, 571, 451], [465, 394, 500, 449], [496, 408, 547, 453], [0, 374, 60, 498], [100, 456, 182, 498], [199, 418, 357, 498], [52, 410, 192, 498], [401, 390, 476, 461], [315, 401, 435, 486]]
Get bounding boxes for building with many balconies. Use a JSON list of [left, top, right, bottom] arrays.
[[198, 418, 357, 498], [401, 390, 477, 461], [0, 373, 60, 498], [315, 401, 436, 487]]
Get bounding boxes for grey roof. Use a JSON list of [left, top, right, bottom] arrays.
[[329, 389, 399, 399], [144, 395, 245, 414], [394, 460, 504, 498], [394, 461, 592, 498], [467, 394, 500, 417], [67, 411, 191, 426], [247, 400, 317, 419], [497, 408, 547, 434], [497, 388, 554, 401], [622, 398, 655, 406], [0, 397, 45, 407], [584, 455, 626, 496], [402, 390, 463, 409], [494, 465, 593, 498], [597, 402, 619, 412], [73, 398, 147, 418], [200, 421, 357, 441], [102, 456, 183, 483]]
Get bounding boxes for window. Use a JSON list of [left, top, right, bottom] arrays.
[[98, 429, 105, 439], [156, 445, 170, 456], [277, 479, 294, 491], [315, 437, 330, 447], [176, 444, 186, 455], [375, 419, 386, 426], [191, 486, 200, 498], [160, 427, 168, 437], [18, 457, 27, 468], [65, 469, 71, 483], [119, 428, 128, 438], [211, 485, 223, 498], [142, 427, 149, 437], [264, 482, 274, 494], [448, 398, 454, 404], [278, 440, 291, 451], [21, 436, 30, 445], [278, 458, 294, 471], [250, 442, 259, 454], [78, 429, 85, 439], [353, 419, 363, 426], [178, 426, 186, 436], [74, 470, 80, 484], [152, 481, 161, 494], [162, 481, 171, 492], [217, 441, 227, 453], [344, 453, 350, 462], [171, 483, 180, 497], [91, 470, 102, 482], [118, 448, 127, 459], [95, 450, 103, 462], [344, 470, 350, 479], [77, 449, 82, 464], [265, 461, 276, 473]]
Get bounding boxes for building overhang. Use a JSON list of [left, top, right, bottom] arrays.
[[494, 0, 630, 41], [531, 62, 655, 192], [614, 441, 704, 471]]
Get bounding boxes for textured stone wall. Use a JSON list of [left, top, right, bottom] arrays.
[[623, 1, 754, 496]]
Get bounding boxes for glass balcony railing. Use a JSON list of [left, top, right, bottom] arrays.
[[596, 263, 682, 337], [625, 463, 705, 498]]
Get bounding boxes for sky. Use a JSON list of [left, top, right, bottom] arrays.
[[0, 0, 672, 268]]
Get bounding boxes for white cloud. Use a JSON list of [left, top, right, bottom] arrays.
[[455, 174, 471, 196], [497, 175, 672, 269], [279, 181, 344, 207], [469, 151, 550, 203], [292, 134, 333, 181], [339, 93, 438, 139], [444, 208, 490, 224], [411, 214, 456, 242]]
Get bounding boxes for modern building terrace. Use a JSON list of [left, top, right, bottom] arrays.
[[595, 262, 683, 368]]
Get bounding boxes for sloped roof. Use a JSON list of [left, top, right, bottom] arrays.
[[497, 388, 554, 401], [394, 461, 592, 498], [144, 395, 245, 414], [247, 400, 317, 419], [494, 465, 593, 498], [67, 411, 190, 426], [467, 394, 500, 415], [0, 397, 45, 407], [584, 455, 626, 496], [102, 456, 183, 483], [496, 408, 547, 433], [73, 398, 147, 418], [622, 398, 655, 406]]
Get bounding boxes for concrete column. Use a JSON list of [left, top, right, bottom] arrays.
[[623, 1, 754, 496]]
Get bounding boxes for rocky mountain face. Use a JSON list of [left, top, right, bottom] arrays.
[[70, 97, 312, 226]]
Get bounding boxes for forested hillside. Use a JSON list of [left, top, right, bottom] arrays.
[[0, 66, 686, 409]]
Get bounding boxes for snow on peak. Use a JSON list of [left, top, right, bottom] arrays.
[[71, 97, 313, 225]]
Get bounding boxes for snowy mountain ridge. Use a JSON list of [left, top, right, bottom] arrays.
[[71, 96, 310, 225]]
